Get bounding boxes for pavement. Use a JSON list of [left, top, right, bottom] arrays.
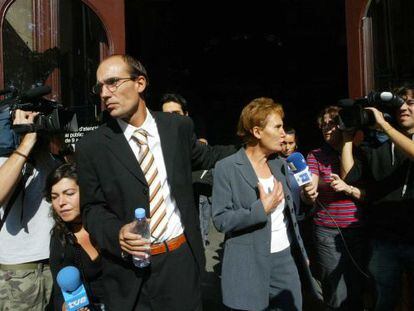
[[201, 221, 226, 310]]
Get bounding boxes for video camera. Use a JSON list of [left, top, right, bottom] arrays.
[[337, 91, 404, 131], [0, 85, 78, 134]]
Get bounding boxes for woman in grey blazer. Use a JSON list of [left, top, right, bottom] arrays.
[[212, 97, 313, 310]]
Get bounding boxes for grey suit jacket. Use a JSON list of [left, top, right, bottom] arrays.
[[212, 148, 316, 310]]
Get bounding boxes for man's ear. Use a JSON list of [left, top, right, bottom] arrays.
[[135, 76, 147, 93]]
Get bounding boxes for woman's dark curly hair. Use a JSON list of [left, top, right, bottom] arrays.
[[44, 163, 78, 247]]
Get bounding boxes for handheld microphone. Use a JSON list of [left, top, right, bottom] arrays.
[[286, 152, 313, 187], [56, 266, 89, 311]]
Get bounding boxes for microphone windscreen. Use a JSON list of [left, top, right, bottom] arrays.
[[379, 92, 393, 101], [286, 152, 308, 172], [337, 98, 355, 107], [57, 266, 82, 292], [0, 87, 14, 96], [21, 85, 51, 100]]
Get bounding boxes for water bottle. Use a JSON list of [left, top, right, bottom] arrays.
[[131, 208, 151, 268]]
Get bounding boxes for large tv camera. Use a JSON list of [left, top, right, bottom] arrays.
[[337, 91, 405, 130], [0, 85, 78, 134]]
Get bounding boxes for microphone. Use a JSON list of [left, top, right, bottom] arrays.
[[0, 86, 16, 96], [337, 98, 354, 107], [19, 85, 51, 101], [0, 85, 52, 110], [286, 152, 313, 187], [367, 91, 405, 108], [56, 266, 90, 311]]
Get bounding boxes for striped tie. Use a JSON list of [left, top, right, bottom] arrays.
[[133, 129, 168, 241]]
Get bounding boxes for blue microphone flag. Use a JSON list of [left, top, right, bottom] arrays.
[[286, 152, 312, 186]]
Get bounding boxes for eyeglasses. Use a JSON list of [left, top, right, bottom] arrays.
[[320, 121, 337, 131], [92, 76, 135, 95]]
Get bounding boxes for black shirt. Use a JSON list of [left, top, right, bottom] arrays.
[[345, 139, 414, 242], [49, 233, 105, 310]]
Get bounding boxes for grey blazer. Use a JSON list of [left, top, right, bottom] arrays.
[[212, 148, 317, 310]]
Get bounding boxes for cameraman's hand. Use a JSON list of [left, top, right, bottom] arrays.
[[13, 109, 39, 126], [13, 109, 39, 150], [365, 107, 388, 130], [0, 110, 40, 205]]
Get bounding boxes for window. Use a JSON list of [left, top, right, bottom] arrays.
[[2, 0, 108, 126], [368, 0, 414, 89]]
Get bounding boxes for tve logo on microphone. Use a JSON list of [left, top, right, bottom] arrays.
[[65, 289, 88, 310], [57, 266, 90, 311], [286, 152, 312, 187]]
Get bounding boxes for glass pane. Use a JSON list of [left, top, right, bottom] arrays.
[[58, 0, 108, 126], [3, 0, 35, 91], [368, 0, 414, 89], [2, 0, 108, 127]]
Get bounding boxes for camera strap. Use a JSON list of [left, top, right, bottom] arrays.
[[0, 161, 34, 232], [401, 162, 410, 197], [401, 134, 414, 197], [0, 180, 22, 232], [19, 162, 34, 226], [12, 124, 37, 134]]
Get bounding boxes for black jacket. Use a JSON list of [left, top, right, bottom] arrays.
[[345, 139, 414, 242], [75, 111, 233, 310]]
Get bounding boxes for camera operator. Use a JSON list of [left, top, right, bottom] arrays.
[[341, 84, 414, 311], [0, 109, 61, 310]]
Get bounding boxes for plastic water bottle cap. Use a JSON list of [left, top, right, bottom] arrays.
[[135, 208, 146, 219]]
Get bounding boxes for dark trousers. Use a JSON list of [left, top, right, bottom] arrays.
[[268, 247, 302, 311], [229, 248, 302, 311], [369, 238, 414, 311], [134, 241, 202, 311], [313, 225, 366, 311]]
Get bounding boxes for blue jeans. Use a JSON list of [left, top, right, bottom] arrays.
[[313, 225, 366, 310], [369, 239, 414, 311], [0, 108, 17, 156]]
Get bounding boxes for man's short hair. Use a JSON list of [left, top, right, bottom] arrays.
[[105, 54, 149, 88], [284, 127, 296, 136], [160, 93, 189, 113], [393, 82, 414, 98]]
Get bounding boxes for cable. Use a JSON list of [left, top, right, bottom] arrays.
[[313, 199, 371, 279]]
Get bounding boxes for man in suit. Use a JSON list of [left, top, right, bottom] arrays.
[[75, 54, 231, 310]]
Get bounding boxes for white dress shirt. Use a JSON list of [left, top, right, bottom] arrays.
[[117, 111, 184, 242]]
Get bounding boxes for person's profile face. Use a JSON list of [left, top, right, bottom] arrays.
[[51, 178, 81, 223], [281, 133, 297, 157], [162, 101, 187, 116], [256, 112, 285, 154], [320, 114, 340, 146], [396, 90, 414, 131], [96, 57, 144, 120]]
